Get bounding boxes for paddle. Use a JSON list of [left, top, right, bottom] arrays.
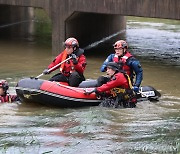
[[36, 56, 72, 79]]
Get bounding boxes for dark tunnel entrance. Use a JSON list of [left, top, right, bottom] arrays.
[[65, 12, 126, 54]]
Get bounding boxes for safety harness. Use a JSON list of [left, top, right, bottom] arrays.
[[101, 72, 136, 108], [110, 72, 133, 97], [113, 51, 134, 82], [0, 93, 12, 103]]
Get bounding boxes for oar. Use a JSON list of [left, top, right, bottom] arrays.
[[36, 56, 72, 79]]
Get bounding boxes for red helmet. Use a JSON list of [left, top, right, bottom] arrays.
[[113, 40, 128, 49], [0, 80, 9, 91], [64, 37, 79, 48]]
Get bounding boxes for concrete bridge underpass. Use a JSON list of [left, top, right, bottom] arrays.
[[0, 0, 179, 54]]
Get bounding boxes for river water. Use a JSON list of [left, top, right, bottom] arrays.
[[0, 17, 180, 154]]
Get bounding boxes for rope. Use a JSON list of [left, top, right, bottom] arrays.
[[0, 20, 34, 29], [27, 81, 84, 97], [56, 82, 84, 93], [84, 30, 125, 50], [28, 81, 57, 96]]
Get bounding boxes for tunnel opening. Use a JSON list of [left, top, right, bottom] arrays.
[[65, 12, 126, 55]]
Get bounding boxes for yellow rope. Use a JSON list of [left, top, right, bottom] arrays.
[[23, 82, 57, 98], [23, 81, 86, 99], [31, 82, 57, 96]]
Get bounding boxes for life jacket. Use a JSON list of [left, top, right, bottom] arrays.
[[110, 74, 137, 108], [59, 50, 76, 76], [100, 72, 136, 108], [110, 72, 134, 100], [113, 51, 133, 77], [0, 94, 12, 103]]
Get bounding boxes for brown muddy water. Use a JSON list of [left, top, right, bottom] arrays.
[[0, 17, 180, 154]]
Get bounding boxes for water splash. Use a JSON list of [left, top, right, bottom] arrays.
[[83, 30, 126, 50]]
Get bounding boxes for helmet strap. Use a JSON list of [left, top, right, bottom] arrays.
[[73, 46, 78, 52], [111, 71, 117, 77], [122, 48, 127, 56]]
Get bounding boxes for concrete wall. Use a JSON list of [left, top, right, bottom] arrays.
[[0, 6, 34, 39], [0, 0, 179, 19], [0, 0, 179, 54]]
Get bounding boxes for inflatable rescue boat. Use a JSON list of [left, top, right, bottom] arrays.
[[15, 78, 161, 108]]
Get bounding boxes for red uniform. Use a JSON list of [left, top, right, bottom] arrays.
[[96, 72, 137, 108], [48, 50, 86, 77], [0, 94, 18, 103], [97, 72, 130, 93]]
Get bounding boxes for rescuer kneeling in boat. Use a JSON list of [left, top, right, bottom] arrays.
[[43, 37, 87, 87], [85, 62, 137, 108], [0, 80, 19, 103]]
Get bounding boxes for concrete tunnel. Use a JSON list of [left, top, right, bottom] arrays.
[[65, 12, 126, 53], [0, 6, 126, 53]]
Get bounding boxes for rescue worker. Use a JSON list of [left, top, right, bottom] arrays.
[[85, 62, 137, 108], [100, 40, 143, 92], [43, 37, 87, 87], [0, 80, 19, 103]]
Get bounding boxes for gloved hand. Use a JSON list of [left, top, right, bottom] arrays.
[[133, 86, 139, 92], [71, 54, 78, 65], [43, 68, 50, 75], [84, 88, 96, 95]]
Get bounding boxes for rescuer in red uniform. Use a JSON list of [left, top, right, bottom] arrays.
[[0, 80, 19, 103], [85, 62, 137, 108], [43, 37, 87, 87], [100, 40, 143, 93]]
